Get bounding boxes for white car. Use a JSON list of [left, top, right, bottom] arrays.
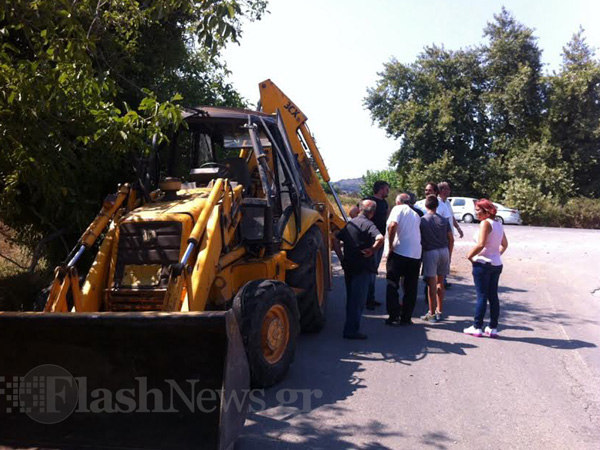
[[448, 197, 478, 223], [493, 202, 523, 225], [448, 197, 523, 225]]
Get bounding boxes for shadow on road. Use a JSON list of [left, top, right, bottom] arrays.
[[238, 273, 471, 450], [238, 266, 597, 449], [423, 275, 597, 351]]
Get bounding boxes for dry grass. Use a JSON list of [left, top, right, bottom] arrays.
[[0, 223, 49, 310]]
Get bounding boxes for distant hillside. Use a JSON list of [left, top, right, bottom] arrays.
[[332, 177, 362, 194]]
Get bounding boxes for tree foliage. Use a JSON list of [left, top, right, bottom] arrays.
[[365, 8, 600, 224], [547, 28, 600, 197], [359, 168, 402, 199], [483, 7, 545, 154], [366, 46, 488, 173], [0, 0, 267, 262]]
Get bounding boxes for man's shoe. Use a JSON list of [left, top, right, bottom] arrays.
[[385, 317, 401, 326], [463, 325, 483, 337], [420, 311, 438, 322], [484, 326, 499, 338], [399, 319, 414, 325], [343, 332, 368, 340], [444, 282, 453, 289]]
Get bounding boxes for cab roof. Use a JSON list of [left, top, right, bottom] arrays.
[[182, 106, 275, 124]]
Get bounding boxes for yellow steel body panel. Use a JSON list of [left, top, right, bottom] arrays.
[[80, 223, 118, 311], [209, 251, 290, 303], [189, 204, 223, 311], [123, 189, 210, 222], [280, 206, 322, 250]]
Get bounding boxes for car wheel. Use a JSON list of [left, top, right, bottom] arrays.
[[463, 213, 474, 223], [496, 216, 504, 224]]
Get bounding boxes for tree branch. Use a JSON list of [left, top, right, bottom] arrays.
[[0, 252, 28, 271]]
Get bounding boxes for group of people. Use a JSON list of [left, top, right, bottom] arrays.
[[333, 181, 508, 340]]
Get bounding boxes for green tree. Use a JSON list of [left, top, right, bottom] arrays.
[[483, 7, 545, 157], [405, 152, 473, 197], [366, 46, 488, 172], [359, 168, 402, 199], [547, 28, 600, 197], [501, 139, 574, 222], [365, 45, 497, 197], [0, 0, 266, 263]]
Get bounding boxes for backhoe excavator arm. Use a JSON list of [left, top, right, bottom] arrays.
[[258, 79, 347, 231], [44, 184, 132, 312]]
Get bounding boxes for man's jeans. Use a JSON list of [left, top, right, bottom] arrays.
[[472, 262, 503, 329], [367, 246, 384, 304], [344, 270, 371, 336]]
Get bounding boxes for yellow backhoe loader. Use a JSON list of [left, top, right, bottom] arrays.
[[0, 80, 348, 450]]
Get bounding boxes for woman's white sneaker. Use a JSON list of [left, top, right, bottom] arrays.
[[484, 326, 499, 338], [463, 325, 483, 337]]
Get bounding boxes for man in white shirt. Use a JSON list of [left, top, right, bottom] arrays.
[[385, 193, 422, 325], [437, 182, 463, 288], [437, 181, 464, 239], [414, 182, 438, 215]]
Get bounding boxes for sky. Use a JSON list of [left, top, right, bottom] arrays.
[[223, 0, 600, 181]]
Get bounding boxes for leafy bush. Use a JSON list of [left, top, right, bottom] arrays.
[[0, 272, 48, 311], [502, 184, 600, 228], [359, 168, 403, 198], [405, 152, 470, 197], [550, 198, 600, 228]]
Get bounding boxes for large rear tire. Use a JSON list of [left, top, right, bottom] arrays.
[[233, 280, 300, 388], [285, 225, 328, 333]]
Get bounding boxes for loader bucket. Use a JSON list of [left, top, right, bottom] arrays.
[[0, 310, 249, 450]]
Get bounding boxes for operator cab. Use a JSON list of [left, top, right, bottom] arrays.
[[162, 106, 307, 250]]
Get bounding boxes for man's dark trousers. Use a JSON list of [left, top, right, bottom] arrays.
[[367, 246, 384, 306], [343, 270, 371, 336], [386, 252, 421, 322]]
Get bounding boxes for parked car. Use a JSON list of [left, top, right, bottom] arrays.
[[449, 197, 523, 225], [493, 202, 523, 225], [448, 197, 478, 223]]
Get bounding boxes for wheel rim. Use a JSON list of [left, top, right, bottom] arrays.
[[260, 304, 290, 364], [464, 214, 473, 223], [316, 249, 325, 307]]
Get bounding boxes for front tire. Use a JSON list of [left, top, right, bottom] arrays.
[[496, 216, 504, 224], [233, 280, 300, 388], [286, 225, 328, 333]]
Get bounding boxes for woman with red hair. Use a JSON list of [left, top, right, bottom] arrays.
[[464, 199, 508, 338]]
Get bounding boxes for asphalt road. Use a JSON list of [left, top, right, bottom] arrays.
[[237, 224, 600, 450]]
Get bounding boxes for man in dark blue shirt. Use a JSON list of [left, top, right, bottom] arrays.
[[333, 200, 384, 339]]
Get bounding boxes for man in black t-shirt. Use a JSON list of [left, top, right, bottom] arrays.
[[333, 200, 384, 339], [364, 181, 390, 310]]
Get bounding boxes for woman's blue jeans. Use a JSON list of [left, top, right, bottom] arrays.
[[472, 262, 503, 329]]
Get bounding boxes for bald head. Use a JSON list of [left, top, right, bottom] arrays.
[[396, 193, 411, 205], [360, 199, 377, 218]]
